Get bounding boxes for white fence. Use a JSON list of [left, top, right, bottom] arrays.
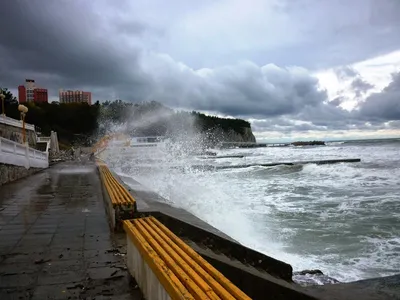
[[0, 137, 48, 169], [0, 115, 35, 131]]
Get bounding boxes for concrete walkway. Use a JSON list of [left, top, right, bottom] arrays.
[[0, 162, 140, 300]]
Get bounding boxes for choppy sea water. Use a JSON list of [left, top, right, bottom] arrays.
[[107, 138, 400, 284]]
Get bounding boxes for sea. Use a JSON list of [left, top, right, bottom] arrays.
[[106, 138, 400, 285]]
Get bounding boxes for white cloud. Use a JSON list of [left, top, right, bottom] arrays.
[[315, 50, 400, 110]]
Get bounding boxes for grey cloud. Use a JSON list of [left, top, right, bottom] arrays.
[[247, 0, 400, 70], [0, 1, 328, 122], [351, 78, 374, 97], [334, 66, 358, 80], [358, 72, 400, 120], [387, 120, 400, 129], [252, 118, 328, 132], [330, 96, 345, 107], [138, 59, 327, 118], [0, 1, 147, 98], [162, 0, 400, 70], [0, 0, 399, 136], [334, 66, 375, 98]]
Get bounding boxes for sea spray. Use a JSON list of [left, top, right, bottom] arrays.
[[97, 115, 400, 284]]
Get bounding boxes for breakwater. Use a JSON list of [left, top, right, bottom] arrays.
[[191, 158, 361, 171]]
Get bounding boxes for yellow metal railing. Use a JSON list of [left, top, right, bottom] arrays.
[[98, 163, 136, 208], [124, 216, 251, 300]]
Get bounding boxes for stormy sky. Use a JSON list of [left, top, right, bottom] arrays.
[[1, 0, 400, 141]]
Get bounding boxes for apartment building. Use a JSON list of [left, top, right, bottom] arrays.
[[18, 79, 48, 103], [59, 90, 92, 105]]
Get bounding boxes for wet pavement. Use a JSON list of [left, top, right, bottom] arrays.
[[0, 161, 141, 300]]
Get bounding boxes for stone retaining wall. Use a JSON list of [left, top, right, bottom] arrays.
[[0, 163, 42, 186], [0, 122, 37, 147]]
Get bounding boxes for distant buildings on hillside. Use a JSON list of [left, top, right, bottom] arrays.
[[59, 89, 92, 105], [17, 79, 92, 105]]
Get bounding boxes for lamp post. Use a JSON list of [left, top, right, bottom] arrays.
[[0, 92, 5, 116], [18, 104, 28, 145]]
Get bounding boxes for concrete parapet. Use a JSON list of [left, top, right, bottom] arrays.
[[97, 162, 137, 231], [124, 216, 251, 299]]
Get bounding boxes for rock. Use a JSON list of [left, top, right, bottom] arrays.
[[292, 141, 325, 146], [293, 269, 340, 286], [294, 269, 324, 276]]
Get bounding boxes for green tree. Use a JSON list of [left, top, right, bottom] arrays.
[[0, 88, 18, 104]]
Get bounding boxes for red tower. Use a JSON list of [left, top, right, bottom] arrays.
[[18, 85, 26, 103]]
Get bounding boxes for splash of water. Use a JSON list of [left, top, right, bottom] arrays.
[[98, 116, 318, 274]]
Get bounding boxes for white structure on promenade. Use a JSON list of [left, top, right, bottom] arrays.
[[0, 137, 48, 168], [0, 115, 55, 169]]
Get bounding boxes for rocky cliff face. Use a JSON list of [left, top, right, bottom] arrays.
[[225, 127, 256, 143], [203, 126, 257, 146]]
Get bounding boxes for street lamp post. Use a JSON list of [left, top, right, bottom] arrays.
[[0, 92, 5, 116], [18, 104, 28, 145]]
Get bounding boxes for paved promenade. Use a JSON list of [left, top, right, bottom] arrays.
[[0, 161, 140, 299]]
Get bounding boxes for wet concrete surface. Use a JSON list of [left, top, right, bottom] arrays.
[[0, 161, 141, 300]]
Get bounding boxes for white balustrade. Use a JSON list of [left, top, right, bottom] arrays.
[[0, 137, 48, 169], [0, 115, 35, 131]]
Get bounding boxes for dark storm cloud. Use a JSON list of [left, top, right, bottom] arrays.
[[0, 0, 327, 118], [0, 0, 399, 136], [141, 61, 328, 118], [0, 0, 148, 99], [289, 0, 400, 69], [358, 72, 400, 120]]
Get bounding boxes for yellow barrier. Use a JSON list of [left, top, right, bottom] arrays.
[[124, 216, 251, 300], [98, 164, 136, 209]]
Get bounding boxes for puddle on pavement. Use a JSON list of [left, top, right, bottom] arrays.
[[57, 166, 94, 174]]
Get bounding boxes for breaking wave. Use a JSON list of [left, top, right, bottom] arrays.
[[102, 138, 400, 284]]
